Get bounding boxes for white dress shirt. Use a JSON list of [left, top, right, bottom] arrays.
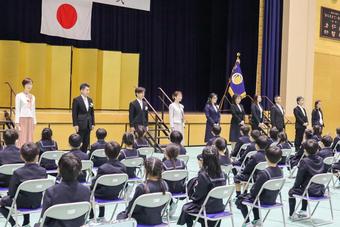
[[298, 105, 306, 116], [137, 98, 143, 110], [213, 104, 218, 112], [237, 104, 242, 112], [318, 110, 323, 125], [81, 95, 89, 111], [15, 92, 36, 124], [258, 104, 263, 118], [276, 104, 284, 115]]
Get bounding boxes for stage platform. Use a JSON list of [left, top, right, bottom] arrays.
[[0, 109, 296, 150]]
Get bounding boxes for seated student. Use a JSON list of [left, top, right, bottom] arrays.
[[268, 127, 279, 146], [37, 128, 58, 170], [231, 125, 251, 158], [206, 124, 222, 146], [134, 125, 149, 149], [117, 157, 169, 225], [170, 130, 187, 155], [289, 129, 314, 169], [118, 132, 141, 178], [68, 134, 89, 182], [89, 141, 127, 220], [288, 139, 325, 220], [178, 147, 226, 227], [236, 146, 283, 227], [317, 135, 333, 171], [331, 128, 340, 152], [215, 137, 232, 166], [0, 129, 24, 187], [0, 143, 47, 227], [89, 128, 108, 167], [40, 153, 91, 227], [276, 131, 292, 165], [312, 125, 322, 142], [234, 135, 268, 197]]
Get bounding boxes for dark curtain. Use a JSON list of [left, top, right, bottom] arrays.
[[261, 0, 283, 108], [0, 0, 259, 112]]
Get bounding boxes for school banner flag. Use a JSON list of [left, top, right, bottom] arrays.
[[41, 0, 93, 40], [93, 0, 151, 11], [228, 53, 246, 98]]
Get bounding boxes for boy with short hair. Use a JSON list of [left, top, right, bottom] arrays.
[[68, 134, 89, 182], [89, 128, 108, 167], [206, 124, 222, 146], [317, 135, 333, 171]]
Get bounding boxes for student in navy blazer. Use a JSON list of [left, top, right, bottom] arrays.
[[293, 96, 309, 149], [204, 93, 221, 143], [311, 100, 324, 130], [229, 95, 245, 145], [250, 95, 265, 130]]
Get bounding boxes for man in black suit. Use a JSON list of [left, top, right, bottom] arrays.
[[270, 96, 285, 132], [129, 87, 148, 132], [293, 96, 308, 149], [72, 83, 95, 152]]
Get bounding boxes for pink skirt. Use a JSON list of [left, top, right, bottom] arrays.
[[18, 117, 34, 147]]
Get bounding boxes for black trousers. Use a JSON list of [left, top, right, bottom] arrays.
[[0, 206, 29, 226], [294, 128, 305, 149], [78, 128, 91, 153]]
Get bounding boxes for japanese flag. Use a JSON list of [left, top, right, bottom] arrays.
[[41, 0, 93, 40]]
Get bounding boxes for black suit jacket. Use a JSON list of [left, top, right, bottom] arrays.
[[72, 96, 95, 130], [294, 106, 308, 129], [311, 108, 324, 127], [230, 104, 245, 125], [251, 103, 263, 126], [0, 145, 24, 187], [270, 104, 285, 130], [129, 99, 148, 128], [41, 181, 91, 227]]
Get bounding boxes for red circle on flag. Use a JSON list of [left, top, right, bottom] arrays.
[[56, 4, 77, 29]]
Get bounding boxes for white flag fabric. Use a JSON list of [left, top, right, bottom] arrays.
[[93, 0, 150, 11], [41, 0, 93, 40]]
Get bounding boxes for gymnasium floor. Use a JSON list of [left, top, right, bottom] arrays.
[[0, 146, 339, 227]]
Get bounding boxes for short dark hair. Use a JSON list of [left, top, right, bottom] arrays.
[[269, 127, 279, 140], [165, 144, 180, 161], [214, 137, 227, 151], [278, 132, 288, 143], [122, 132, 135, 146], [240, 125, 250, 136], [321, 135, 333, 147], [265, 146, 282, 164], [314, 100, 321, 109], [58, 153, 82, 182], [3, 129, 18, 145], [232, 94, 241, 104], [170, 130, 183, 144], [135, 87, 145, 96], [135, 125, 146, 138], [304, 129, 314, 140], [41, 128, 53, 141], [304, 139, 319, 155], [250, 130, 261, 140], [96, 128, 107, 140], [336, 128, 340, 135], [296, 96, 304, 103], [69, 134, 82, 148], [20, 142, 39, 162], [212, 124, 221, 136], [105, 141, 121, 159], [22, 77, 33, 87], [255, 135, 269, 150], [80, 83, 90, 90]]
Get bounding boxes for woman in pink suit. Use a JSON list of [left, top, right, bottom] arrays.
[[15, 78, 36, 147]]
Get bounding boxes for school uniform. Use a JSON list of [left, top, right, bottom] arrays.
[[229, 104, 245, 142], [206, 135, 219, 146], [0, 145, 24, 187], [331, 135, 340, 152], [293, 105, 308, 149], [37, 139, 58, 170], [118, 148, 140, 178], [178, 170, 226, 227], [204, 103, 221, 142], [236, 166, 283, 223], [134, 138, 149, 149], [311, 108, 324, 128], [317, 147, 334, 171], [169, 143, 187, 155], [219, 154, 231, 166], [162, 159, 186, 193], [250, 103, 264, 130], [289, 141, 307, 169], [277, 142, 291, 165], [270, 104, 285, 132], [69, 149, 89, 182], [89, 139, 108, 167], [231, 136, 251, 158], [129, 99, 148, 130], [312, 134, 322, 142], [232, 142, 256, 167], [41, 180, 91, 227], [234, 150, 266, 183], [0, 163, 47, 226], [117, 180, 169, 225]]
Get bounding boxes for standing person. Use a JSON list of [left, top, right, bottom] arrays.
[[15, 78, 36, 147], [169, 91, 185, 144], [72, 83, 95, 153], [129, 87, 148, 132], [311, 100, 324, 130], [293, 96, 308, 149], [229, 95, 245, 148], [204, 93, 221, 143], [250, 94, 265, 130], [270, 96, 285, 132]]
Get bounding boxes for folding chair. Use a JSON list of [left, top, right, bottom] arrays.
[[38, 201, 91, 227], [332, 140, 340, 154], [292, 173, 334, 226], [91, 173, 129, 222], [87, 218, 137, 227], [162, 170, 188, 200], [121, 158, 144, 182], [0, 163, 25, 194], [234, 150, 257, 174], [178, 155, 189, 165], [242, 178, 286, 226], [278, 148, 292, 168], [81, 160, 94, 185], [188, 185, 235, 227], [138, 147, 154, 158], [242, 162, 267, 193], [39, 151, 65, 174], [235, 143, 251, 160], [4, 178, 55, 227], [288, 153, 305, 179], [221, 165, 233, 185], [127, 192, 172, 227]]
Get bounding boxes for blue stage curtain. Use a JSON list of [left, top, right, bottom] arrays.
[[261, 0, 283, 108]]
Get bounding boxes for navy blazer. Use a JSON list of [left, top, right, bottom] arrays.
[[311, 108, 324, 127], [37, 140, 58, 170], [241, 150, 266, 178], [118, 148, 140, 178], [230, 104, 245, 125], [294, 106, 308, 129], [251, 103, 263, 126], [204, 104, 220, 125], [332, 136, 340, 152], [68, 149, 89, 182], [89, 140, 108, 167], [0, 145, 24, 187], [231, 136, 251, 157], [129, 99, 148, 128], [41, 181, 91, 227]]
